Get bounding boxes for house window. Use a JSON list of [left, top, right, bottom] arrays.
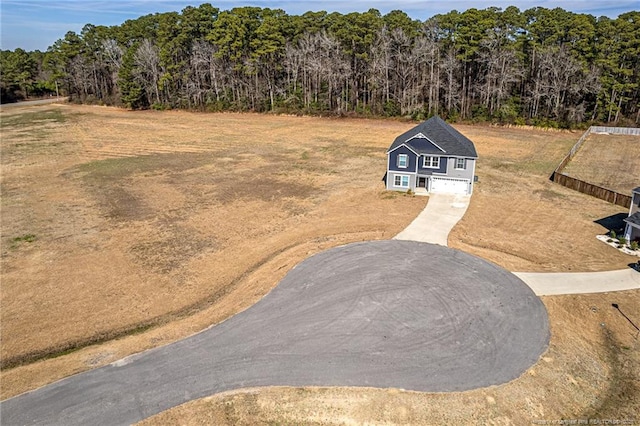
[[455, 158, 466, 170], [394, 175, 410, 188], [423, 156, 440, 168], [397, 154, 408, 168]]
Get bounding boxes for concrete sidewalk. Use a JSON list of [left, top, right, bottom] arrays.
[[393, 192, 640, 296], [514, 268, 640, 296], [394, 193, 470, 246]]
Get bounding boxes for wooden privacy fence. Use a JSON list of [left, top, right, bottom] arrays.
[[551, 126, 638, 209], [554, 174, 632, 208]]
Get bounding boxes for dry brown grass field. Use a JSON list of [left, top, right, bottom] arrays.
[[562, 133, 640, 195], [1, 104, 638, 423], [448, 126, 633, 272]]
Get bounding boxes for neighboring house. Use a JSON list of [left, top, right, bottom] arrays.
[[623, 186, 640, 242], [386, 116, 478, 195]]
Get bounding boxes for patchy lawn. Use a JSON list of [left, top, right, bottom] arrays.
[[1, 105, 425, 395], [449, 125, 632, 272], [562, 133, 640, 195], [2, 107, 637, 425]]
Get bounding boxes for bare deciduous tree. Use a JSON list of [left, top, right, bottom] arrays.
[[134, 39, 162, 105], [441, 49, 460, 113]]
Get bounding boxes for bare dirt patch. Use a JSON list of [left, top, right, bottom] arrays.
[[139, 291, 640, 425], [562, 133, 640, 195]]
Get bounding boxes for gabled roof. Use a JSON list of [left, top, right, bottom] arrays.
[[625, 211, 640, 228], [387, 116, 478, 158]]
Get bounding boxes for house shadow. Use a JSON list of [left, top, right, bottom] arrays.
[[594, 212, 627, 234], [594, 213, 640, 272]]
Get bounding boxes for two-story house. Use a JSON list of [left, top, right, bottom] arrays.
[[386, 116, 478, 195]]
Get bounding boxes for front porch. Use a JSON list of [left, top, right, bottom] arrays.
[[415, 176, 430, 196]]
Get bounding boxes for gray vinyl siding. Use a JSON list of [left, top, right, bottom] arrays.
[[443, 158, 475, 180], [625, 221, 640, 242], [386, 154, 475, 194], [388, 146, 417, 173], [631, 192, 640, 215], [386, 171, 416, 191]]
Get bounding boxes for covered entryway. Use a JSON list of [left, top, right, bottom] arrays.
[[430, 177, 469, 195]]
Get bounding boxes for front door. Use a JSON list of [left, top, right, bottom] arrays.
[[418, 177, 427, 188]]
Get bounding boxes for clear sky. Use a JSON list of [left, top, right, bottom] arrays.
[[1, 0, 638, 51]]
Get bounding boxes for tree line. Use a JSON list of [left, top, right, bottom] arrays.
[[1, 4, 638, 127]]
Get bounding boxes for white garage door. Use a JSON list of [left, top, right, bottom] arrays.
[[430, 177, 469, 195]]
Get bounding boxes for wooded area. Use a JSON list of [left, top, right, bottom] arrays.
[[1, 5, 638, 126]]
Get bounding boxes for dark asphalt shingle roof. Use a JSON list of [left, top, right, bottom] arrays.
[[633, 186, 640, 195], [387, 116, 478, 158], [625, 212, 640, 227]]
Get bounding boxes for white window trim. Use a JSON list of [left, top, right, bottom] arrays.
[[454, 158, 466, 170], [393, 174, 410, 188], [423, 156, 440, 169], [397, 154, 409, 168]]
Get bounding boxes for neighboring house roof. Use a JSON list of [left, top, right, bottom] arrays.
[[633, 186, 640, 195], [625, 212, 640, 228], [387, 116, 478, 158]]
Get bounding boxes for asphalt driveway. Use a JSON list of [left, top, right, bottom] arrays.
[[2, 241, 549, 425]]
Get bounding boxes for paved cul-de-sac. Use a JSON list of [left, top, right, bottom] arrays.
[[1, 240, 550, 425]]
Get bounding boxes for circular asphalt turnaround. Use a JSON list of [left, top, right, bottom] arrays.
[[1, 241, 550, 426]]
